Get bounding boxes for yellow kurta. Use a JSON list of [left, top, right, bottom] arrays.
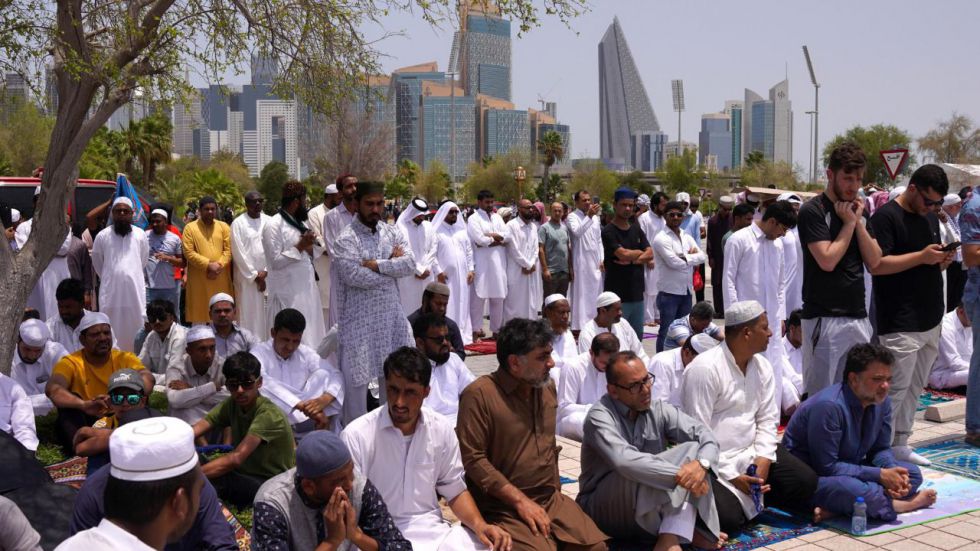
[[182, 219, 234, 322]]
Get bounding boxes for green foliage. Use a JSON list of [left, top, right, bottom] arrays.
[[78, 128, 120, 180], [918, 113, 980, 164], [822, 124, 916, 184], [655, 150, 699, 196], [208, 151, 255, 192], [462, 149, 532, 203], [569, 160, 618, 203], [228, 505, 254, 531], [416, 160, 452, 203], [744, 150, 765, 168], [0, 153, 13, 177], [536, 173, 566, 203], [739, 160, 803, 190], [386, 159, 420, 202], [187, 169, 246, 213], [258, 161, 291, 214], [0, 100, 53, 175]]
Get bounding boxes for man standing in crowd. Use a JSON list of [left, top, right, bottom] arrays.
[[706, 195, 734, 318], [601, 188, 652, 339], [942, 193, 965, 311], [504, 198, 543, 323], [165, 325, 228, 426], [263, 181, 326, 348], [722, 203, 755, 250], [396, 198, 440, 316], [308, 182, 338, 325], [467, 190, 510, 340], [567, 190, 604, 333], [432, 201, 475, 345], [334, 181, 416, 424], [960, 171, 980, 447], [92, 197, 149, 351], [11, 318, 67, 415], [638, 192, 668, 325], [144, 208, 184, 312], [652, 201, 707, 352], [868, 164, 951, 465], [207, 293, 260, 358], [322, 174, 358, 328], [797, 143, 881, 395], [539, 201, 572, 300], [230, 191, 271, 337], [778, 193, 805, 313], [182, 196, 233, 324]]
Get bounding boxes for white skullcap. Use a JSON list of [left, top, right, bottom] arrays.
[[944, 193, 962, 207], [596, 291, 621, 309], [19, 319, 50, 347], [497, 207, 512, 219], [186, 325, 215, 344], [77, 311, 111, 334], [776, 192, 802, 205], [637, 194, 651, 206], [10, 208, 20, 223], [746, 193, 760, 203], [724, 300, 765, 327], [718, 195, 735, 207], [544, 294, 567, 307], [209, 292, 235, 308], [689, 333, 719, 354], [325, 184, 339, 194], [109, 417, 198, 482], [888, 186, 906, 201], [675, 192, 691, 203], [150, 208, 169, 220], [112, 197, 134, 209]]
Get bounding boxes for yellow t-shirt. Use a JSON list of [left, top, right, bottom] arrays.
[[52, 349, 144, 400]]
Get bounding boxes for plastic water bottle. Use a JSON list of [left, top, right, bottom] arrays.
[[852, 496, 867, 535]]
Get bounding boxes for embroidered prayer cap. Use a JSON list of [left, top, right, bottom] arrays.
[[596, 291, 621, 309], [77, 311, 111, 335], [689, 333, 720, 354], [614, 187, 638, 202], [497, 207, 512, 219], [109, 417, 198, 482], [424, 281, 451, 296], [944, 193, 962, 207], [717, 195, 735, 208], [637, 194, 651, 206], [544, 293, 567, 307], [186, 325, 215, 344], [296, 430, 352, 479], [19, 319, 51, 347], [209, 292, 235, 307], [674, 192, 691, 204], [112, 197, 134, 209], [724, 300, 765, 327], [776, 193, 802, 205], [325, 184, 339, 194], [108, 368, 144, 393]]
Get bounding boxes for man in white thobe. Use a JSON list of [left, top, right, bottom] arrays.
[[503, 199, 543, 323], [26, 229, 73, 320], [782, 310, 805, 402], [10, 319, 66, 416], [578, 292, 649, 365], [557, 332, 618, 441], [207, 293, 260, 359], [543, 294, 576, 375], [412, 312, 476, 425], [0, 373, 38, 451], [567, 190, 605, 331], [638, 192, 668, 324], [396, 198, 440, 316], [251, 308, 344, 435], [164, 325, 229, 425], [467, 190, 509, 339], [307, 183, 339, 325], [723, 200, 798, 413], [649, 333, 719, 408], [91, 197, 149, 352], [341, 346, 510, 551], [432, 201, 475, 345], [680, 301, 817, 535], [777, 193, 805, 312], [321, 174, 358, 329], [262, 182, 326, 348], [930, 305, 972, 389], [230, 191, 271, 337], [138, 299, 187, 385]]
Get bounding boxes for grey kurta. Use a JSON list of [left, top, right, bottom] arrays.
[[577, 395, 722, 540]]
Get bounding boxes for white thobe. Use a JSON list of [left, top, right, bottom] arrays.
[[165, 354, 229, 425], [652, 229, 706, 297], [91, 226, 149, 352], [722, 224, 791, 410], [250, 340, 344, 427], [13, 218, 32, 249], [308, 203, 332, 314], [649, 348, 685, 408], [396, 219, 440, 316], [434, 222, 475, 345], [782, 228, 803, 313], [55, 519, 155, 551], [11, 342, 66, 415], [26, 231, 72, 320], [342, 406, 485, 551], [466, 210, 509, 299], [577, 318, 649, 365], [557, 352, 608, 441], [0, 373, 38, 451], [46, 310, 118, 354], [930, 310, 971, 389], [567, 209, 604, 330], [680, 343, 778, 520], [638, 211, 666, 321], [782, 336, 804, 396], [551, 329, 578, 371], [231, 212, 272, 337], [503, 217, 542, 322], [424, 355, 476, 426], [262, 214, 326, 348], [137, 323, 187, 383], [322, 203, 356, 328]]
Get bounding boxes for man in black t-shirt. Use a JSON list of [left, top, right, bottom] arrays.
[[797, 143, 882, 395], [869, 164, 952, 466], [601, 187, 652, 340]]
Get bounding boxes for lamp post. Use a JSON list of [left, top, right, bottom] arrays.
[[805, 110, 816, 185], [514, 165, 527, 199], [671, 79, 685, 156], [803, 46, 820, 186]]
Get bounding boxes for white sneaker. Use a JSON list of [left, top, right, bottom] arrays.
[[892, 445, 932, 466]]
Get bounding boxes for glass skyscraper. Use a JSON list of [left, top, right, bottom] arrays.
[[458, 10, 511, 100], [484, 108, 529, 158], [420, 95, 476, 182]]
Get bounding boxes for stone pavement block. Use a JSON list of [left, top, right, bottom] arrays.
[[927, 516, 966, 529], [852, 531, 903, 547], [798, 529, 837, 542], [891, 524, 933, 537], [912, 530, 972, 549], [939, 520, 980, 541], [765, 538, 808, 549], [879, 539, 941, 551], [813, 534, 876, 550]]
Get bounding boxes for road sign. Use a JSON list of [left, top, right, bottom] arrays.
[[880, 149, 909, 181]]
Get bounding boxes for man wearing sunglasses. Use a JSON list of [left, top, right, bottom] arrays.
[[868, 164, 953, 466], [138, 299, 187, 386], [411, 312, 474, 426]]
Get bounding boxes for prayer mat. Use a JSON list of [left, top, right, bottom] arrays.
[[223, 505, 252, 550], [560, 476, 577, 485], [917, 390, 956, 412], [927, 386, 968, 399], [44, 456, 88, 489], [821, 467, 980, 535], [464, 341, 497, 356], [915, 439, 980, 482]]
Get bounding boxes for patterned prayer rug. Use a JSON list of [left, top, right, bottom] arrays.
[[222, 505, 252, 550], [915, 439, 980, 482], [44, 456, 88, 489]]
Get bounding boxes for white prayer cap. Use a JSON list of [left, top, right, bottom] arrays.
[[325, 184, 338, 194], [209, 292, 235, 307], [19, 319, 50, 347], [150, 208, 169, 221], [888, 186, 906, 201], [10, 208, 20, 223], [724, 300, 765, 327], [944, 193, 962, 207], [109, 417, 198, 482], [776, 192, 802, 205], [637, 194, 651, 206], [186, 325, 215, 344], [689, 333, 719, 354], [717, 195, 735, 208], [497, 207, 512, 219], [544, 293, 568, 307], [745, 193, 760, 203], [111, 197, 134, 209], [596, 291, 621, 309], [77, 311, 111, 334], [675, 192, 691, 203]]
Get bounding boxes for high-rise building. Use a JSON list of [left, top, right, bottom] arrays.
[[456, 2, 511, 101], [698, 113, 732, 172], [598, 17, 661, 169], [477, 95, 528, 159], [418, 81, 476, 182], [742, 80, 792, 166], [172, 93, 204, 158], [256, 99, 298, 177], [391, 62, 447, 165], [770, 79, 793, 166], [724, 100, 743, 169], [529, 109, 572, 174], [631, 130, 668, 172]]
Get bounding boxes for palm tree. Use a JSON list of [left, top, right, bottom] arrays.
[[137, 114, 173, 189], [537, 131, 565, 200]]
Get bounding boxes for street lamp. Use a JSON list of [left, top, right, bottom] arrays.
[[803, 46, 820, 186], [805, 110, 816, 186], [671, 80, 685, 156], [514, 165, 527, 199]]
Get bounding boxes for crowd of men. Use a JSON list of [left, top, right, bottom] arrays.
[[0, 140, 976, 550]]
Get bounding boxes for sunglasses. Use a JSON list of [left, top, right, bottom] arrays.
[[110, 392, 143, 406], [226, 379, 257, 391]]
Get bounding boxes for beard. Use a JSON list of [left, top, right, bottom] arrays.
[[431, 349, 451, 365], [294, 205, 309, 223], [113, 220, 133, 236]]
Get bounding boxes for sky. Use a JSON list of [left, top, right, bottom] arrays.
[[354, 0, 980, 173]]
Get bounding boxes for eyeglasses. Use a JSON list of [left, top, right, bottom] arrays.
[[922, 196, 944, 207], [226, 379, 257, 391], [612, 374, 655, 394], [110, 392, 143, 406], [423, 334, 450, 343]]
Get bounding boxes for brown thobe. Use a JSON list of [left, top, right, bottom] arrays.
[[456, 368, 608, 550]]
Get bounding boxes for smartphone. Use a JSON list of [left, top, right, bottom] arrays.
[[941, 241, 961, 252], [592, 197, 600, 205]]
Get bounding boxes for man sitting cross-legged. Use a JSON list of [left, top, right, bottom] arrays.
[[412, 312, 475, 426], [577, 351, 726, 551], [342, 346, 511, 550], [649, 334, 719, 408], [165, 325, 229, 427], [783, 343, 937, 523]]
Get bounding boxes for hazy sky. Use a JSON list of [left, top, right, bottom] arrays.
[[357, 0, 980, 172]]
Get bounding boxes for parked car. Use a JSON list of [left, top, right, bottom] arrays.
[[0, 177, 146, 236]]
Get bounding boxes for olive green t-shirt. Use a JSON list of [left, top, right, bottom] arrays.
[[204, 396, 295, 479]]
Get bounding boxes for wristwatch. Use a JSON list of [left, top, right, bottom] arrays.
[[698, 458, 711, 471]]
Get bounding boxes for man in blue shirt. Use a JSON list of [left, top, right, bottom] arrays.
[[145, 208, 185, 312], [958, 189, 980, 447], [783, 343, 937, 522]]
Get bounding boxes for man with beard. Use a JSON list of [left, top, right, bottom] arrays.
[[543, 294, 576, 372], [207, 293, 260, 358], [165, 325, 229, 426], [182, 196, 234, 324], [92, 198, 149, 351], [456, 318, 608, 550], [539, 201, 572, 300], [11, 318, 68, 415], [334, 181, 416, 424], [47, 278, 117, 353], [557, 332, 619, 441], [412, 313, 475, 425], [432, 200, 475, 345], [577, 292, 649, 366], [567, 190, 605, 333], [230, 191, 272, 337], [601, 188, 652, 340], [638, 192, 668, 325], [407, 282, 466, 361], [395, 197, 440, 316], [322, 174, 358, 328], [467, 190, 510, 340], [262, 181, 326, 348], [797, 143, 882, 396], [504, 199, 543, 323]]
